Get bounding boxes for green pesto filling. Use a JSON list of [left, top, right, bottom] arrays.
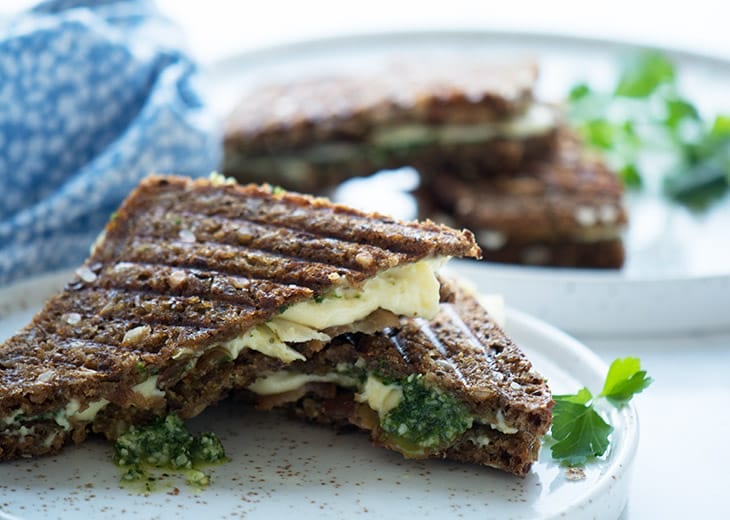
[[113, 414, 227, 489], [380, 374, 473, 452]]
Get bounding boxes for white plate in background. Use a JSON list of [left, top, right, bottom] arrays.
[[0, 270, 637, 519], [201, 31, 730, 336], [453, 259, 730, 337]]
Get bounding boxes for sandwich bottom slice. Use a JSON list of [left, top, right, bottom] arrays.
[[418, 130, 628, 269], [238, 278, 553, 477]]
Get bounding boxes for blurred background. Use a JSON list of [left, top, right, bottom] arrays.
[[1, 2, 729, 518], [2, 0, 729, 65]]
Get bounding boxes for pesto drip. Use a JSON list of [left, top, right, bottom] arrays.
[[113, 414, 227, 491]]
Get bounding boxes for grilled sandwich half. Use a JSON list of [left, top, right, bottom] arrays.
[[0, 174, 480, 462], [241, 278, 553, 477], [222, 60, 558, 193], [420, 131, 628, 268]]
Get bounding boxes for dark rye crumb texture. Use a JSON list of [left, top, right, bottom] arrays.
[[0, 175, 480, 462], [474, 238, 625, 269]]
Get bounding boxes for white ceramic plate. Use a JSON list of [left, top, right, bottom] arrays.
[[0, 270, 637, 520], [201, 31, 730, 336]]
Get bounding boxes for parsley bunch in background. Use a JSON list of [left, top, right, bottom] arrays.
[[568, 52, 730, 209], [550, 357, 652, 466]]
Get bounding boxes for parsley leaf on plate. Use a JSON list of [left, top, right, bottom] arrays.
[[551, 398, 613, 467], [550, 357, 652, 466], [711, 114, 730, 138], [556, 386, 593, 405], [618, 163, 642, 188], [600, 357, 653, 407], [568, 83, 591, 102]]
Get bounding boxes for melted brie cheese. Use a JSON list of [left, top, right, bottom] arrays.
[[371, 104, 556, 148], [355, 375, 403, 416], [266, 318, 331, 343], [248, 372, 405, 418], [231, 103, 555, 181], [1, 409, 23, 427], [491, 410, 518, 434], [467, 432, 492, 448], [132, 375, 165, 399], [218, 258, 444, 364], [247, 371, 358, 395], [167, 257, 445, 370], [1, 375, 164, 436], [54, 398, 109, 430], [280, 259, 444, 330], [220, 323, 308, 363]]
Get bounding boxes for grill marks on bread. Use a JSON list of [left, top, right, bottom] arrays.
[[353, 281, 552, 438], [251, 279, 552, 476], [0, 175, 479, 422]]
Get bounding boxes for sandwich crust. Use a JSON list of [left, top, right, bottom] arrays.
[[222, 60, 557, 192], [225, 60, 539, 152], [0, 175, 480, 462], [419, 131, 627, 268]]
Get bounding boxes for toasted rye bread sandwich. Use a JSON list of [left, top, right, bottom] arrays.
[[0, 174, 480, 462], [222, 60, 558, 193], [239, 278, 553, 477], [419, 131, 628, 268]]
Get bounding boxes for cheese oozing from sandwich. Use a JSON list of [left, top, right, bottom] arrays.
[[370, 103, 556, 148], [0, 260, 445, 435], [225, 104, 557, 182], [218, 258, 445, 363], [0, 375, 165, 435]]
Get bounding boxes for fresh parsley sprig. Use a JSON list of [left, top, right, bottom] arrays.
[[567, 52, 730, 209], [550, 357, 652, 466]]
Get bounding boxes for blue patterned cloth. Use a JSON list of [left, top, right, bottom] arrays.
[[0, 0, 220, 286]]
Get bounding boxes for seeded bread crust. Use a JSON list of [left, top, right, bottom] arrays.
[[445, 426, 542, 477], [421, 132, 626, 236], [0, 175, 480, 462], [222, 60, 558, 192], [288, 397, 542, 478]]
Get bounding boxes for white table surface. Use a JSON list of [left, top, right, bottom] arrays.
[[160, 0, 730, 65], [2, 1, 730, 517], [581, 331, 730, 518]]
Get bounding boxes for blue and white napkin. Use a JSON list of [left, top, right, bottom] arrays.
[[0, 0, 220, 286]]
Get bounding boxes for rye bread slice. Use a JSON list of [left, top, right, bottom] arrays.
[[222, 60, 557, 192], [419, 130, 628, 268], [225, 60, 539, 152], [242, 278, 553, 476], [469, 236, 626, 269], [0, 175, 480, 462]]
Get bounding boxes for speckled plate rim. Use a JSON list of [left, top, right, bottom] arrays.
[[505, 307, 639, 517], [453, 259, 730, 337], [0, 269, 638, 520]]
